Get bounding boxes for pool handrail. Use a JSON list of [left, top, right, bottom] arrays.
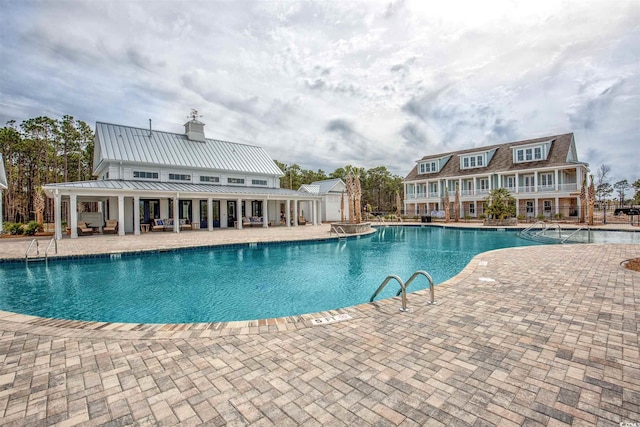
[[370, 274, 409, 311], [45, 237, 58, 264], [330, 225, 347, 240], [25, 239, 39, 264], [395, 270, 436, 305]]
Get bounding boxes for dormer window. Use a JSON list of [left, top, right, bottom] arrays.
[[460, 153, 485, 169], [513, 140, 552, 163], [419, 161, 437, 174]]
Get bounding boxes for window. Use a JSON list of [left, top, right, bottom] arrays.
[[252, 179, 267, 186], [478, 178, 489, 190], [534, 147, 542, 160], [169, 173, 190, 181], [419, 161, 437, 174], [544, 200, 552, 212], [133, 171, 159, 179], [200, 176, 219, 183], [228, 178, 245, 184], [461, 154, 485, 169], [515, 144, 546, 163], [469, 202, 475, 214], [506, 176, 516, 189], [526, 201, 534, 214], [540, 173, 553, 187]]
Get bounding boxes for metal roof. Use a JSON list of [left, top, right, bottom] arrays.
[[42, 180, 319, 199], [94, 122, 285, 176], [0, 154, 7, 189], [311, 178, 345, 194]]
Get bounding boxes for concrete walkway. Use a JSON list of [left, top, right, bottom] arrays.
[[0, 224, 639, 425]]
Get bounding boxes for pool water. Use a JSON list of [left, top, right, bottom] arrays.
[[0, 226, 636, 323]]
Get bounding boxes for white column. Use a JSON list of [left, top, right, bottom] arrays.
[[293, 200, 298, 226], [133, 195, 140, 235], [314, 200, 319, 225], [54, 191, 62, 240], [515, 172, 520, 193], [534, 173, 538, 193], [0, 189, 3, 234], [285, 200, 291, 227], [207, 198, 213, 231], [555, 170, 559, 191], [473, 177, 477, 196], [70, 193, 78, 239], [263, 199, 268, 227], [173, 196, 179, 233], [534, 197, 539, 216], [236, 198, 242, 229], [311, 200, 318, 225], [118, 195, 125, 236], [555, 197, 560, 215]]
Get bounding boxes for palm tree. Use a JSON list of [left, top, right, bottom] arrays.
[[485, 188, 516, 220]]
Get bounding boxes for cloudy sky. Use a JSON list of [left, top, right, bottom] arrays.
[[1, 0, 638, 181]]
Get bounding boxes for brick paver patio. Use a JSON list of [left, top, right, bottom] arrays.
[[0, 225, 638, 426]]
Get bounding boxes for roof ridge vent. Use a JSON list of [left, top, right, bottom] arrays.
[[184, 109, 206, 142]]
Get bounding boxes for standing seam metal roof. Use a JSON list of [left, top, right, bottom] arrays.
[[95, 122, 285, 176]]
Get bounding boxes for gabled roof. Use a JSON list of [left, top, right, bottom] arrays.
[[0, 154, 7, 190], [93, 122, 284, 177], [310, 178, 346, 194], [404, 133, 587, 181], [299, 184, 320, 194]]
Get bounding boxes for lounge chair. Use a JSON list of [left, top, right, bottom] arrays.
[[179, 219, 192, 230], [77, 221, 93, 236], [298, 216, 307, 225], [103, 219, 118, 234]]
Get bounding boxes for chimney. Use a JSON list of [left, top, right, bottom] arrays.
[[184, 109, 206, 142]]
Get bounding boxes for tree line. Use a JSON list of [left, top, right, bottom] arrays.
[[274, 161, 405, 214], [1, 116, 94, 223], [594, 164, 640, 207]]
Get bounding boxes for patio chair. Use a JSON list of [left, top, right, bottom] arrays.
[[103, 219, 118, 234], [151, 219, 165, 232], [77, 221, 93, 236]]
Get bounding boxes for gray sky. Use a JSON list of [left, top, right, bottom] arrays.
[[1, 0, 638, 181]]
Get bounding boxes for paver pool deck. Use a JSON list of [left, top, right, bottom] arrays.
[[0, 223, 638, 426]]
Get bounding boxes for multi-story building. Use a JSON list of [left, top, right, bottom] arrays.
[[403, 133, 590, 220], [43, 117, 321, 239]]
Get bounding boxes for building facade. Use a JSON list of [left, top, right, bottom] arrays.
[[43, 119, 321, 239], [299, 178, 349, 223], [403, 133, 589, 220]]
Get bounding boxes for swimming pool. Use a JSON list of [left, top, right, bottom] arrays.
[[0, 226, 637, 324]]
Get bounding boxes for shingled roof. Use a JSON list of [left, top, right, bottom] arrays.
[[404, 133, 585, 181]]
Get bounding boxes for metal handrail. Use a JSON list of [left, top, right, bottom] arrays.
[[395, 270, 436, 304], [370, 274, 409, 311], [45, 237, 58, 263], [330, 225, 347, 239], [561, 226, 592, 243], [25, 239, 39, 264], [532, 223, 561, 238], [521, 220, 546, 234]]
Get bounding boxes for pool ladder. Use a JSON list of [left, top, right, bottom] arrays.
[[370, 270, 437, 312], [25, 237, 57, 265], [330, 225, 347, 240]]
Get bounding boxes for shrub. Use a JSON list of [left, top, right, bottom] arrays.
[[5, 222, 24, 235], [24, 221, 42, 236], [517, 214, 526, 221], [537, 214, 546, 221], [553, 213, 564, 220]]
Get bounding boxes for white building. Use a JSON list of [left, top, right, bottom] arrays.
[[403, 133, 590, 220], [43, 118, 321, 239], [299, 178, 349, 223]]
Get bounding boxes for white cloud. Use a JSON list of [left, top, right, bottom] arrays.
[[0, 0, 638, 181]]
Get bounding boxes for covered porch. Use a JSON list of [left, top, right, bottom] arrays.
[[43, 181, 322, 239]]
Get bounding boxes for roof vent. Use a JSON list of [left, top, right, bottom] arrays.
[[184, 109, 206, 142]]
